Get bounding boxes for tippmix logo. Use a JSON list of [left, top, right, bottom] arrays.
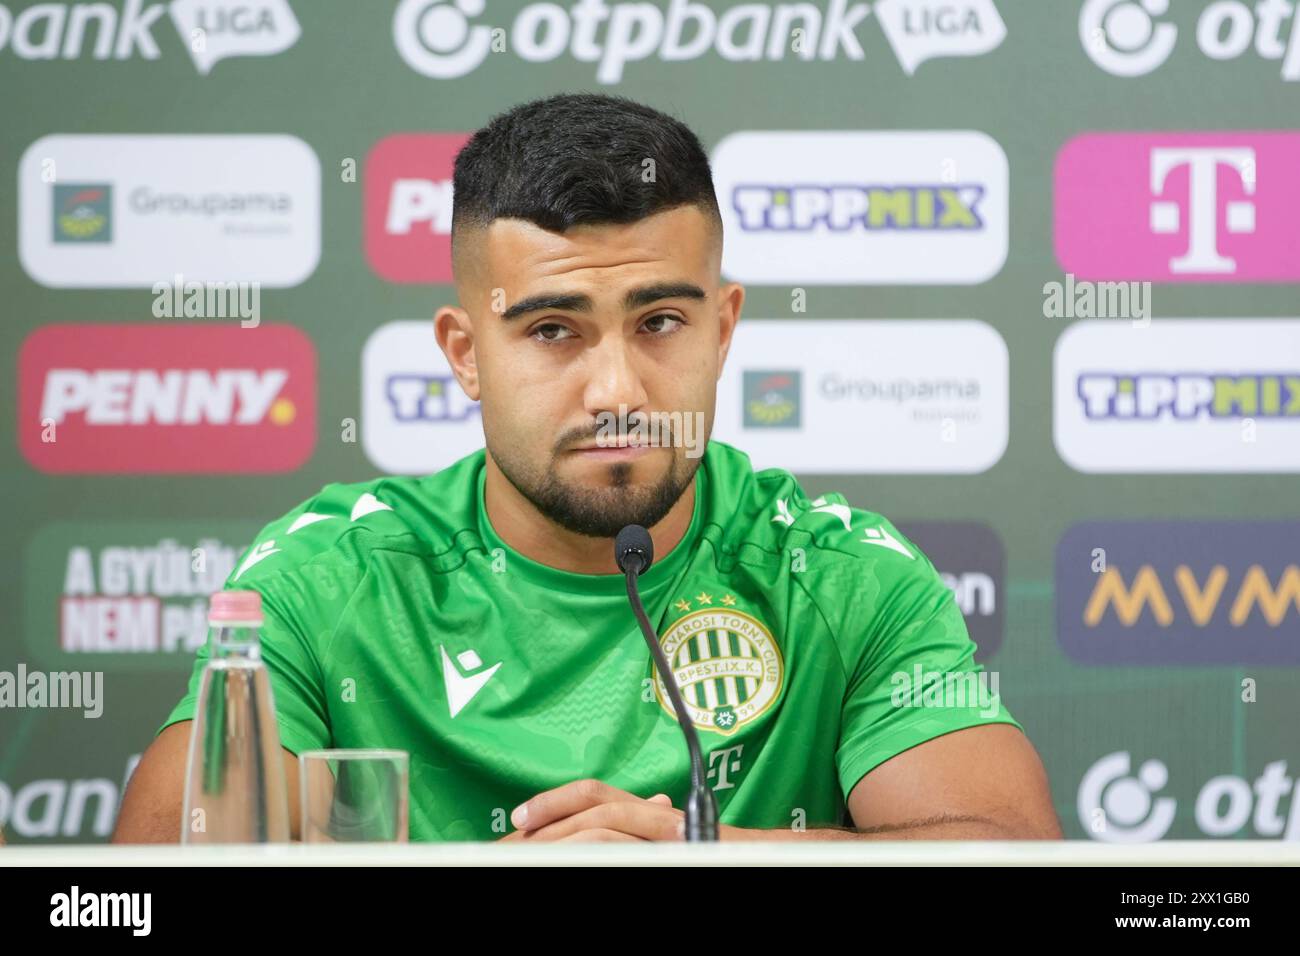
[[713, 131, 1009, 284], [1054, 320, 1300, 472], [362, 321, 484, 474]]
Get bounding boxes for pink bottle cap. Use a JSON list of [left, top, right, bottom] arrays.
[[208, 590, 263, 624]]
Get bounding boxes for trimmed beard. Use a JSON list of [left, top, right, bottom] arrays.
[[489, 444, 697, 539]]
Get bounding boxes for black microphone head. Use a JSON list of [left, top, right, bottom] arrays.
[[615, 524, 654, 575]]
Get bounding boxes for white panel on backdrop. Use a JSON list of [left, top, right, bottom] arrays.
[[1054, 320, 1300, 473], [713, 319, 1009, 473], [362, 321, 484, 475], [712, 131, 1009, 284], [19, 134, 320, 288]]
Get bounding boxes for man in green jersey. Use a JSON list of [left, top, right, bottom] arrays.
[[114, 94, 1060, 843]]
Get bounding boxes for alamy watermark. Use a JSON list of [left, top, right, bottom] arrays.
[[151, 272, 260, 327], [50, 886, 150, 935], [0, 664, 103, 719], [890, 665, 1001, 718], [594, 404, 706, 459], [1043, 273, 1151, 326]]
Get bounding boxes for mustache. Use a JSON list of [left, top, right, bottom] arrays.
[[554, 412, 680, 453]]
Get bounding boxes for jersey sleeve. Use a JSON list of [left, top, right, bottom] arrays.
[[830, 520, 1022, 802], [157, 510, 345, 756]]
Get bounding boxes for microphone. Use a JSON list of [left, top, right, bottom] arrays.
[[615, 524, 719, 842]]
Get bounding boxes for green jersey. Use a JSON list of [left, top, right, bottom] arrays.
[[162, 440, 1019, 840]]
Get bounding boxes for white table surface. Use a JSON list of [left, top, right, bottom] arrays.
[[2, 840, 1297, 866]]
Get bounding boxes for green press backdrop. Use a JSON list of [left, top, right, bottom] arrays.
[[1, 0, 1298, 842]]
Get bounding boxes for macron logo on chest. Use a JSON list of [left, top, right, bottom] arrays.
[[439, 645, 502, 718]]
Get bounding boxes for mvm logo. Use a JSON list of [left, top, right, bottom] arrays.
[[18, 323, 316, 473], [1056, 521, 1300, 665], [1085, 566, 1300, 627]]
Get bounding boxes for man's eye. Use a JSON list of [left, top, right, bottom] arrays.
[[641, 314, 684, 335], [531, 323, 574, 343]]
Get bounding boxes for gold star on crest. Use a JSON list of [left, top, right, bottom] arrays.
[[674, 599, 691, 613], [721, 594, 737, 607], [695, 591, 713, 606]]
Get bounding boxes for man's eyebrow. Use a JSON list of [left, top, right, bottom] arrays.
[[624, 282, 707, 311], [499, 282, 707, 321]]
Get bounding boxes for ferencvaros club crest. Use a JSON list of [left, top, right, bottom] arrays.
[[654, 592, 783, 736]]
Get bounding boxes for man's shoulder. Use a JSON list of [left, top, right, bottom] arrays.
[[706, 444, 957, 662], [226, 449, 486, 590], [705, 440, 929, 575]]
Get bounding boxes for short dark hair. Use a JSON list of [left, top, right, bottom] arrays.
[[451, 92, 722, 260]]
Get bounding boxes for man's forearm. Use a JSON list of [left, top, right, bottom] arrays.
[[730, 813, 1060, 841]]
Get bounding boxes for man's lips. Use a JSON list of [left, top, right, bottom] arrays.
[[568, 439, 659, 460], [571, 438, 654, 450]]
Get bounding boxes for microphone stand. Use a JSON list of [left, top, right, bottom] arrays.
[[619, 534, 719, 842]]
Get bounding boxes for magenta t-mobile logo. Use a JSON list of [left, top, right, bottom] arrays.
[[1055, 132, 1300, 282], [1149, 147, 1255, 274]]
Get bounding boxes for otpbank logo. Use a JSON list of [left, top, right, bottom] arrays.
[[1054, 132, 1300, 282], [1056, 521, 1300, 665], [394, 0, 1006, 85], [18, 324, 316, 474], [1080, 0, 1300, 83], [364, 133, 471, 284]]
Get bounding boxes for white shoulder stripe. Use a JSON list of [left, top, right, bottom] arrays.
[[287, 512, 334, 535], [350, 492, 393, 522]]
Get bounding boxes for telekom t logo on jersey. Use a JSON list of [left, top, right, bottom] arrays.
[[1054, 132, 1300, 282]]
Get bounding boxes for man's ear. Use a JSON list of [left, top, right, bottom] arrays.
[[434, 306, 480, 402], [716, 282, 744, 378]]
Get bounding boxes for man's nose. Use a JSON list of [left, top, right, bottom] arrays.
[[583, 336, 649, 419]]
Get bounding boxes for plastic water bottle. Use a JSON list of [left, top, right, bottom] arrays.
[[181, 590, 290, 844]]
